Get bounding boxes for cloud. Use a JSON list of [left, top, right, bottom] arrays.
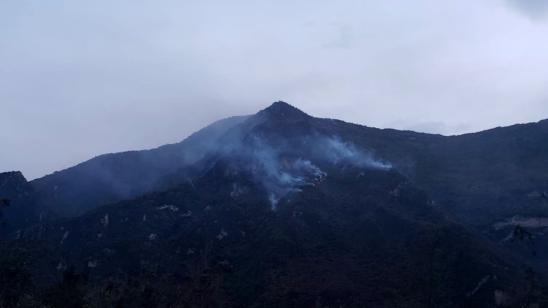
[[507, 0, 548, 19], [1, 1, 548, 178]]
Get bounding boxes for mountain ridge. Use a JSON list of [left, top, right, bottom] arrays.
[[7, 101, 548, 226], [15, 101, 548, 184], [2, 101, 548, 306], [22, 101, 548, 179]]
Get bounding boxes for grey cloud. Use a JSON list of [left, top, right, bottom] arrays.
[[324, 24, 355, 49], [1, 1, 548, 179], [507, 0, 548, 19]]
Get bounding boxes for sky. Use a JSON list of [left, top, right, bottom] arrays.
[[1, 0, 548, 179]]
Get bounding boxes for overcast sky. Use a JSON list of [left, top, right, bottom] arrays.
[[1, 0, 548, 179]]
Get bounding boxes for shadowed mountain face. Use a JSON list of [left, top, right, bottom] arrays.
[[3, 156, 534, 307], [2, 101, 548, 306], [0, 171, 47, 236], [30, 115, 250, 217], [28, 102, 548, 228]]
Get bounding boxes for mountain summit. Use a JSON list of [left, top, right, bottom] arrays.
[[0, 171, 45, 235], [257, 101, 311, 121], [0, 171, 28, 194]]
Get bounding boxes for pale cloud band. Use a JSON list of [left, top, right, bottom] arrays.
[[507, 0, 548, 19]]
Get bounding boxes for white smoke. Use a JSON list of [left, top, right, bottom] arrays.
[[322, 137, 392, 170], [237, 135, 389, 209]]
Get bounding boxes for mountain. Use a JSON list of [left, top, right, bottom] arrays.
[[28, 102, 440, 218], [413, 119, 548, 224], [6, 162, 535, 307], [2, 101, 548, 306], [0, 171, 47, 237], [24, 103, 548, 228], [30, 115, 249, 217]]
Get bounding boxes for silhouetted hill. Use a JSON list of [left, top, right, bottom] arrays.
[[0, 171, 46, 236], [27, 103, 444, 219], [4, 156, 535, 307], [2, 102, 548, 306], [30, 115, 249, 217], [21, 102, 548, 269]]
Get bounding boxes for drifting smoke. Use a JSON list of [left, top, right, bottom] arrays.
[[268, 193, 280, 210], [244, 136, 326, 210], [293, 159, 327, 179], [322, 137, 392, 170], [236, 135, 390, 209]]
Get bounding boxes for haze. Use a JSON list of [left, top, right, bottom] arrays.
[[1, 0, 548, 179]]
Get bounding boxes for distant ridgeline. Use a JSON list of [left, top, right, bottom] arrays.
[[2, 102, 548, 307]]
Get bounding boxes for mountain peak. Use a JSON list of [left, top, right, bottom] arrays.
[[257, 101, 311, 121], [0, 171, 26, 184], [0, 171, 29, 195]]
